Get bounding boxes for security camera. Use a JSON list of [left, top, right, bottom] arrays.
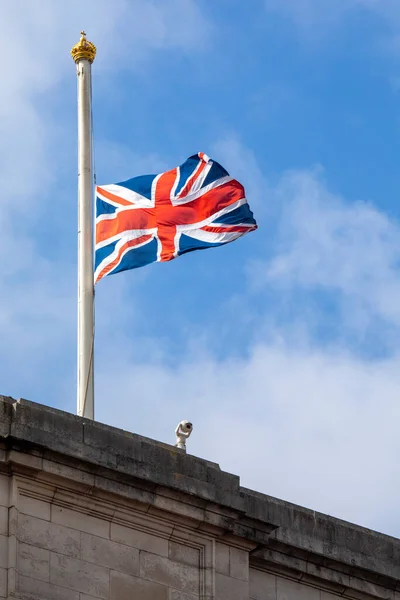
[[175, 420, 193, 450]]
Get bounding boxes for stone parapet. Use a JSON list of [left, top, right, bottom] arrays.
[[0, 395, 398, 600]]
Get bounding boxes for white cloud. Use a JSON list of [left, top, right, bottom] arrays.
[[211, 135, 271, 212], [258, 169, 400, 329], [96, 337, 400, 537]]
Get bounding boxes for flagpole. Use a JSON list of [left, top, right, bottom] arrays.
[[71, 32, 96, 419]]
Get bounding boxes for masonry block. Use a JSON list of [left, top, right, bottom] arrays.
[[50, 553, 110, 599], [19, 494, 51, 521], [230, 546, 249, 581], [0, 474, 9, 508], [216, 572, 249, 600], [18, 513, 80, 557], [249, 568, 277, 600], [51, 504, 109, 538], [140, 551, 199, 595], [8, 534, 16, 569], [110, 570, 168, 600], [277, 576, 321, 600], [42, 457, 95, 489], [18, 542, 50, 582], [0, 535, 6, 569], [169, 540, 200, 568], [169, 590, 199, 600], [111, 522, 169, 556], [81, 532, 139, 576], [9, 506, 18, 536], [0, 507, 7, 537], [215, 542, 230, 575], [0, 567, 6, 598], [16, 572, 80, 600]]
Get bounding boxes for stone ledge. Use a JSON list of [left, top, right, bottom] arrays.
[[245, 488, 400, 585], [0, 396, 242, 511], [1, 395, 399, 596], [251, 545, 400, 600]]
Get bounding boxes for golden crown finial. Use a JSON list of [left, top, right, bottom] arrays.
[[71, 30, 96, 64]]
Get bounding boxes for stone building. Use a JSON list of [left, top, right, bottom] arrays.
[[0, 395, 398, 599]]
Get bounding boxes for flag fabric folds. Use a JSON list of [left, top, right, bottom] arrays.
[[94, 152, 257, 283]]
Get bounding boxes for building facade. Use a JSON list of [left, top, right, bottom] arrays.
[[0, 395, 398, 599]]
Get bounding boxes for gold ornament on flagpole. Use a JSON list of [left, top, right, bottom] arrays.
[[71, 31, 96, 64]]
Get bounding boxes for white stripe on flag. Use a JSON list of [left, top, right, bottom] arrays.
[[97, 184, 154, 208]]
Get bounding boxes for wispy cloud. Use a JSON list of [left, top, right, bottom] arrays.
[[211, 135, 271, 211], [259, 168, 400, 329], [96, 323, 400, 537]]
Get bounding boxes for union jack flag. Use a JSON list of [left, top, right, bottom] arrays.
[[95, 152, 257, 284]]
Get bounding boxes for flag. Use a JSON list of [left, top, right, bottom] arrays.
[[94, 152, 257, 283]]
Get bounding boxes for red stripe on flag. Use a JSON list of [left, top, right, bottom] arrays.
[[96, 209, 155, 243], [96, 234, 153, 282], [154, 168, 179, 261], [202, 224, 256, 234], [97, 186, 132, 207]]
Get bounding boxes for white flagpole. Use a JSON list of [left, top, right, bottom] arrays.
[[71, 32, 96, 419]]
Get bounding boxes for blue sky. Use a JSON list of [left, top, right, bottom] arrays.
[[2, 0, 400, 537]]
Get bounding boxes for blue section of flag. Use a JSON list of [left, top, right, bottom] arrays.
[[178, 234, 223, 255], [175, 156, 199, 196], [112, 238, 158, 274], [117, 174, 157, 201], [95, 239, 117, 271], [214, 204, 257, 226], [202, 159, 229, 189], [96, 197, 117, 217]]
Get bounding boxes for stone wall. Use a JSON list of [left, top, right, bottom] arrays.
[[0, 396, 398, 600], [1, 473, 216, 599]]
